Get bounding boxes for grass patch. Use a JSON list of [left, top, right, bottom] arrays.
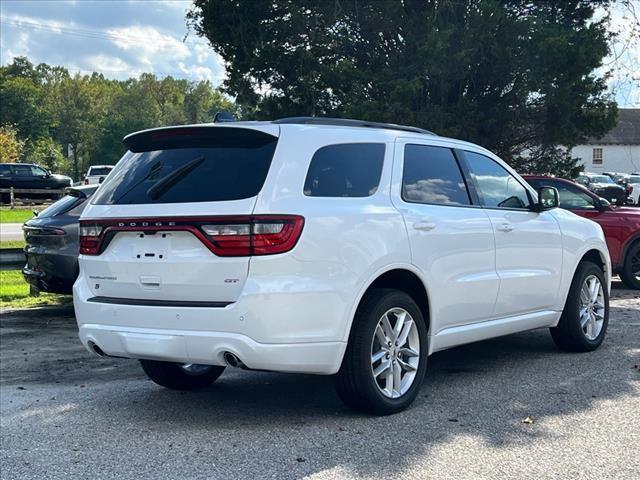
[[0, 269, 71, 309], [0, 239, 25, 249], [0, 208, 36, 224]]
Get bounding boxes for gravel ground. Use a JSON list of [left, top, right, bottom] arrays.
[[1, 282, 638, 480]]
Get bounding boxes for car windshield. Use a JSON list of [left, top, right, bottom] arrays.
[[629, 176, 640, 183], [89, 167, 112, 176], [590, 175, 614, 184]]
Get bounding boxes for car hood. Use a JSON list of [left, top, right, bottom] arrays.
[[609, 206, 640, 216], [52, 174, 72, 182], [590, 183, 623, 190]]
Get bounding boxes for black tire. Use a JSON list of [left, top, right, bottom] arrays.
[[550, 261, 609, 352], [620, 241, 640, 290], [336, 288, 428, 415], [140, 360, 225, 390]]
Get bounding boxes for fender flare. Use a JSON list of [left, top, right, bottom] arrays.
[[339, 262, 432, 343]]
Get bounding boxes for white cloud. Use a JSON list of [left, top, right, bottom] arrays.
[[106, 25, 191, 64], [85, 54, 132, 74]]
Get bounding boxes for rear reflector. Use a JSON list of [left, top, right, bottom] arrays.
[[79, 216, 304, 257]]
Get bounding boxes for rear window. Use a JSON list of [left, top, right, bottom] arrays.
[[92, 128, 278, 205], [402, 145, 470, 206], [303, 143, 385, 197], [88, 167, 112, 176], [37, 194, 86, 218]]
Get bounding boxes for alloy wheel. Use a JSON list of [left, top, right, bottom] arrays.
[[579, 275, 605, 340], [370, 307, 420, 398]]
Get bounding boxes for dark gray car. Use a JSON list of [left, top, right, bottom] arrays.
[[22, 185, 98, 294]]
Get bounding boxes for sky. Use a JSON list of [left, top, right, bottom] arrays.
[[0, 0, 638, 106], [0, 0, 224, 84]]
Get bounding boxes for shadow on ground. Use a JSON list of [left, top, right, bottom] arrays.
[[1, 288, 638, 479]]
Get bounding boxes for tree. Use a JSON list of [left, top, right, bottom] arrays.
[[188, 0, 618, 176], [0, 124, 25, 163], [24, 137, 67, 172]]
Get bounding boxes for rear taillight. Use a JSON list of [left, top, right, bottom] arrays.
[[79, 216, 304, 257], [627, 185, 633, 195]]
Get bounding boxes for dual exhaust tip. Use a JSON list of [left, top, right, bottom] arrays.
[[89, 341, 246, 370], [223, 351, 246, 369]]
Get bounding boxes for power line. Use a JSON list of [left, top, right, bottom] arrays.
[[0, 17, 209, 47]]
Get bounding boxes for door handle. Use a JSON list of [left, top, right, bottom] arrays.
[[496, 223, 514, 233], [413, 221, 436, 232]]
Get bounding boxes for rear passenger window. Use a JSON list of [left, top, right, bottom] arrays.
[[402, 145, 470, 206], [304, 143, 385, 197]]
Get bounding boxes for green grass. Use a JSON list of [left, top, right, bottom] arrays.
[[0, 269, 71, 309], [0, 239, 25, 249], [0, 207, 37, 224]]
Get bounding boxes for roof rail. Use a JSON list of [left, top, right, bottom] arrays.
[[272, 117, 436, 136]]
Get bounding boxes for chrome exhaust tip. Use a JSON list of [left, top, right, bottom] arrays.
[[223, 351, 245, 369], [88, 341, 106, 357]]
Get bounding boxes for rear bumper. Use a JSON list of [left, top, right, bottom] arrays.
[[78, 324, 345, 374], [73, 271, 350, 375], [23, 251, 77, 294]]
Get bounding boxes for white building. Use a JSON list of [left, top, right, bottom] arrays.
[[571, 108, 640, 174]]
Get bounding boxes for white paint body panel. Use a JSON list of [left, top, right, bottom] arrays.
[[75, 123, 610, 374]]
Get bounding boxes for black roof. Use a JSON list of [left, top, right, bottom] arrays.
[[586, 108, 640, 145], [273, 117, 436, 136]]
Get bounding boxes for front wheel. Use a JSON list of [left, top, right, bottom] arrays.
[[336, 289, 428, 415], [550, 261, 609, 352], [140, 360, 225, 390], [620, 242, 640, 290]]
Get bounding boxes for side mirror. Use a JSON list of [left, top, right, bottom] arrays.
[[535, 186, 559, 211], [596, 197, 611, 210]]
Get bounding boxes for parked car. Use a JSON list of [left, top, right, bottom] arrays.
[[602, 171, 629, 185], [74, 118, 610, 414], [575, 172, 627, 205], [22, 185, 98, 294], [0, 163, 72, 203], [626, 175, 640, 205], [83, 165, 114, 185], [524, 175, 640, 289]]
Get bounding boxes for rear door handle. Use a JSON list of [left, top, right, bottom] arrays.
[[413, 221, 436, 232], [496, 223, 514, 233]]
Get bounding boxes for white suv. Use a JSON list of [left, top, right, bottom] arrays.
[[74, 118, 611, 414]]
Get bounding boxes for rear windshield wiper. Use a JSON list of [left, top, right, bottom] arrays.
[[147, 156, 205, 201]]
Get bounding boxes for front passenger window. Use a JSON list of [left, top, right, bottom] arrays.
[[464, 152, 530, 209]]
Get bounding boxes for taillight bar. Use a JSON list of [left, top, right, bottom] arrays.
[[79, 215, 304, 257]]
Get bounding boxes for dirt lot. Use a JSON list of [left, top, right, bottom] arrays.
[[1, 283, 638, 480]]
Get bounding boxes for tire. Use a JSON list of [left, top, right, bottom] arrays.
[[336, 288, 428, 415], [550, 261, 609, 352], [140, 360, 225, 390], [620, 241, 640, 290]]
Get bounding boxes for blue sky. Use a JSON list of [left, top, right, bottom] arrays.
[[0, 0, 638, 106], [0, 0, 223, 83]]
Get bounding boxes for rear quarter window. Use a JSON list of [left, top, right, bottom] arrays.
[[303, 143, 385, 197]]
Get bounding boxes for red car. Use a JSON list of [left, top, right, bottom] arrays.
[[524, 175, 640, 289]]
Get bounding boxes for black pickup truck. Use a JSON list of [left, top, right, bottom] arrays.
[[0, 163, 72, 203]]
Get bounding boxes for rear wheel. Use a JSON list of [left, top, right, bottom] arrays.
[[336, 289, 428, 415], [620, 242, 640, 290], [140, 360, 225, 390], [550, 261, 609, 352]]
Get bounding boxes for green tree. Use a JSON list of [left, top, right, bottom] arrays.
[[0, 124, 25, 163], [188, 0, 617, 176], [24, 137, 67, 173]]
